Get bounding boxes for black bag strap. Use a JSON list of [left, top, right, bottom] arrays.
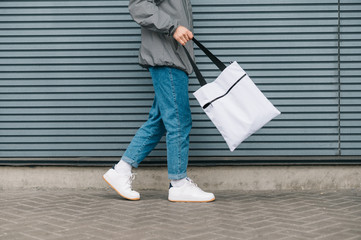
[[183, 37, 226, 86], [192, 38, 226, 71], [183, 44, 207, 86]]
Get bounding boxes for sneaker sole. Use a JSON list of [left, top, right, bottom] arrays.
[[102, 176, 140, 201], [168, 197, 215, 203]]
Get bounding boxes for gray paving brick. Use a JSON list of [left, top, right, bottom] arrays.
[[296, 212, 328, 221], [213, 229, 253, 239], [181, 232, 224, 240], [281, 237, 311, 240], [245, 220, 277, 229], [274, 222, 314, 232], [151, 228, 192, 239], [246, 225, 284, 236], [48, 233, 93, 240], [1, 189, 361, 240], [145, 236, 173, 240], [279, 229, 320, 239], [54, 226, 96, 237], [310, 224, 347, 236], [0, 218, 16, 226], [23, 229, 62, 239], [215, 223, 251, 233], [346, 229, 361, 238], [80, 227, 118, 240], [303, 219, 338, 229], [183, 226, 217, 235], [248, 232, 288, 240], [315, 231, 357, 240], [0, 233, 39, 240], [39, 217, 72, 228], [270, 217, 308, 226]]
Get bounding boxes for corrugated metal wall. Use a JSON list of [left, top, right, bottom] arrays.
[[0, 0, 360, 165]]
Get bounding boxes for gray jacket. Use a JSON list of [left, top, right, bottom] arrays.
[[128, 0, 194, 75]]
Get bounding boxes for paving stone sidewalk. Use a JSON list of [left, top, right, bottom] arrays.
[[0, 188, 361, 240]]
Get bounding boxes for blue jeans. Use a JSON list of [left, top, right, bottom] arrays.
[[122, 66, 192, 180]]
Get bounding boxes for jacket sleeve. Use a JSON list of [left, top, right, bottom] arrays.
[[128, 0, 179, 36]]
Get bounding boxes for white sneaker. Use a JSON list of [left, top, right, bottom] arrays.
[[168, 178, 215, 202], [103, 168, 140, 201]]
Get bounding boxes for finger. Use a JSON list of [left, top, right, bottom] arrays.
[[179, 32, 188, 42], [178, 40, 185, 46], [179, 35, 187, 44], [185, 32, 192, 41], [176, 36, 185, 46], [174, 34, 183, 43], [187, 31, 193, 40]]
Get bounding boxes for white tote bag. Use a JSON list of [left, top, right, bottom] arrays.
[[184, 38, 281, 151]]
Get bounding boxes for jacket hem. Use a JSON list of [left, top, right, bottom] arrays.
[[139, 63, 192, 76]]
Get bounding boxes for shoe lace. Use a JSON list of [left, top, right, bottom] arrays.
[[127, 173, 136, 185], [186, 177, 202, 191]]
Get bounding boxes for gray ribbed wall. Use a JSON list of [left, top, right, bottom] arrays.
[[0, 0, 360, 165]]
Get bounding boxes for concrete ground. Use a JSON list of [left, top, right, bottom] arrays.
[[2, 166, 361, 191], [1, 188, 361, 240]]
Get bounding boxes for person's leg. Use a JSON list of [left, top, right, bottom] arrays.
[[149, 66, 215, 202], [121, 97, 166, 167], [149, 66, 192, 180], [103, 93, 166, 201]]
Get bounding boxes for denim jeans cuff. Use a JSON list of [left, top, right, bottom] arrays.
[[168, 172, 187, 180], [121, 155, 139, 168]]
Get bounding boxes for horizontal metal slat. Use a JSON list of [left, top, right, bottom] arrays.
[[340, 1, 361, 156]]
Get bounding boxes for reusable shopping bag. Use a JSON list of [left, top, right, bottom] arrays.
[[184, 38, 281, 151]]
